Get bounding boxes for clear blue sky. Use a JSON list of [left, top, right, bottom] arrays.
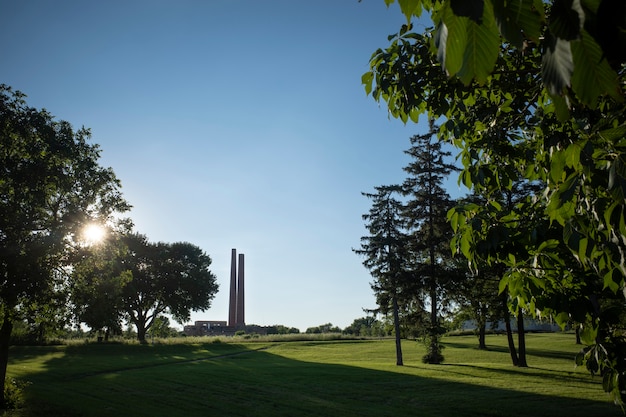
[[1, 1, 463, 331]]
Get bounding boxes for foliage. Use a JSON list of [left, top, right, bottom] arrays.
[[401, 122, 459, 363], [304, 323, 342, 334], [2, 378, 30, 410], [149, 316, 178, 338], [74, 232, 219, 343], [365, 0, 626, 403], [343, 316, 387, 337], [355, 185, 411, 365], [376, 0, 624, 117], [0, 84, 129, 406], [265, 325, 301, 335], [70, 230, 131, 337]]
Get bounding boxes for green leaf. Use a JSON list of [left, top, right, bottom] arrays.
[[362, 72, 374, 95], [542, 33, 574, 96], [450, 0, 484, 24], [571, 30, 623, 107], [564, 141, 584, 169], [575, 348, 586, 366], [603, 268, 622, 293], [457, 1, 500, 84], [579, 324, 597, 345], [460, 234, 472, 259], [549, 0, 584, 41], [437, 6, 469, 76], [554, 311, 570, 328], [550, 149, 566, 183], [601, 124, 626, 143], [602, 369, 618, 393], [492, 0, 544, 46], [498, 275, 509, 295], [397, 0, 427, 19], [551, 93, 571, 121], [449, 210, 459, 231]]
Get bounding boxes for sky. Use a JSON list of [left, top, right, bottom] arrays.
[[1, 1, 464, 332]]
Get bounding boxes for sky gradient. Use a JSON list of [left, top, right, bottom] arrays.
[[1, 1, 463, 331]]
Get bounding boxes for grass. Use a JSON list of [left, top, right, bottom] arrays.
[[4, 332, 623, 417]]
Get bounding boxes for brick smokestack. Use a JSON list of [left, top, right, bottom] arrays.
[[228, 248, 237, 327], [236, 253, 245, 326]]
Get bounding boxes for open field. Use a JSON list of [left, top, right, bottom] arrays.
[[5, 333, 622, 417]]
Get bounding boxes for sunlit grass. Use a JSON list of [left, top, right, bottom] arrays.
[[5, 333, 622, 417]]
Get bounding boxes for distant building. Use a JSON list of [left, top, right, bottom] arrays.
[[183, 249, 269, 337], [460, 318, 561, 333], [183, 321, 228, 336], [183, 320, 267, 336]]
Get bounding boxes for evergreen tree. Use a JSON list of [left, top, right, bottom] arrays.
[[355, 185, 411, 366], [401, 121, 458, 364]]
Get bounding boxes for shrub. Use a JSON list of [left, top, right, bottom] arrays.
[[3, 378, 30, 410]]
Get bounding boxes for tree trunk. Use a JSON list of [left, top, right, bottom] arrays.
[[503, 298, 518, 366], [134, 315, 148, 344], [137, 326, 147, 344], [516, 309, 528, 367], [575, 323, 582, 345], [478, 322, 487, 350], [392, 295, 403, 366], [0, 315, 14, 407]]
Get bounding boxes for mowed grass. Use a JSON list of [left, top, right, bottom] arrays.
[[5, 333, 623, 417]]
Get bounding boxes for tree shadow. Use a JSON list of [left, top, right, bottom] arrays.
[[9, 342, 621, 417], [442, 340, 578, 361]]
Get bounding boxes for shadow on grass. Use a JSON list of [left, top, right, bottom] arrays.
[[11, 342, 621, 417], [441, 340, 577, 361]]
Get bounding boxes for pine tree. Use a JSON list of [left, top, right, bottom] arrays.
[[354, 185, 410, 366], [402, 120, 458, 364]]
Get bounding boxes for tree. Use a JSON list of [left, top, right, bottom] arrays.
[[149, 316, 177, 338], [266, 325, 300, 335], [119, 234, 218, 343], [0, 85, 129, 405], [343, 316, 383, 337], [401, 121, 459, 364], [453, 264, 501, 350], [365, 0, 626, 403], [355, 185, 412, 365], [372, 0, 623, 118], [305, 323, 342, 334], [71, 228, 131, 340]]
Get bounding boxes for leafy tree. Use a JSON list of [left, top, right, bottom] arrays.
[[305, 323, 342, 334], [119, 234, 219, 343], [372, 0, 623, 118], [401, 122, 459, 363], [266, 325, 300, 335], [365, 0, 626, 403], [355, 185, 412, 365], [453, 265, 501, 350], [0, 85, 129, 405], [149, 316, 177, 338], [343, 316, 383, 337], [71, 229, 131, 340]]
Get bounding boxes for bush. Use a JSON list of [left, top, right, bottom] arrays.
[[3, 378, 30, 410], [421, 334, 445, 364]]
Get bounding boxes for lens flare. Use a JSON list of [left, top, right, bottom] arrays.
[[83, 223, 106, 244]]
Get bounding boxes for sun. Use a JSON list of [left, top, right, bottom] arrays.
[[82, 223, 106, 244]]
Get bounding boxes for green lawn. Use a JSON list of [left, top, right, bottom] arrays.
[[5, 333, 622, 417]]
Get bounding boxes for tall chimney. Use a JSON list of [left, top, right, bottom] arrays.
[[228, 249, 237, 327], [237, 253, 245, 326]]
